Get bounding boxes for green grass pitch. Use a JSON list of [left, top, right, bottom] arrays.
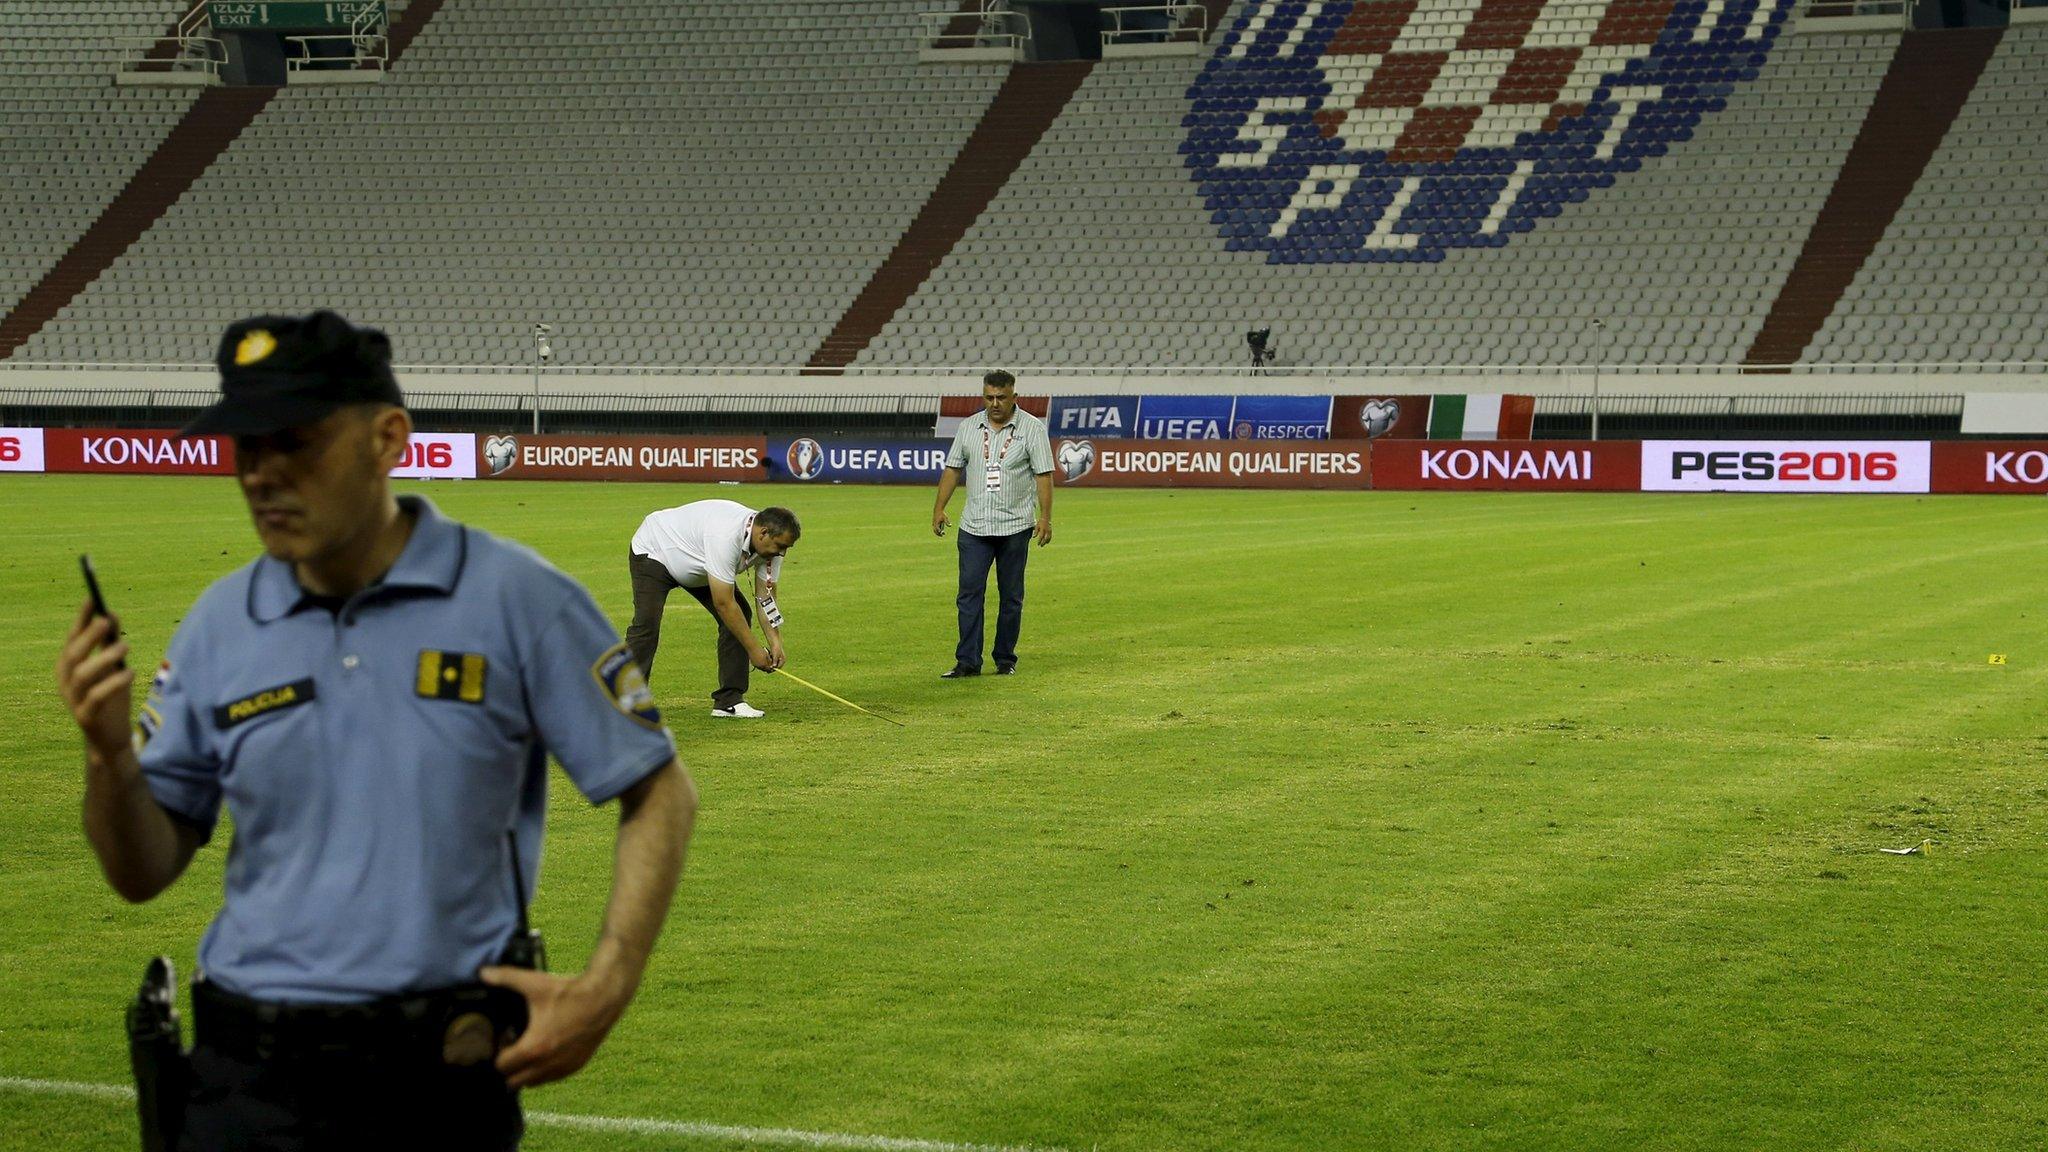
[[3, 474, 2046, 1151]]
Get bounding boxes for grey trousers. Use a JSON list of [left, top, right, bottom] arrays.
[[626, 552, 753, 709]]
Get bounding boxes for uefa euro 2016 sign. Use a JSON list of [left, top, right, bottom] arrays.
[[1183, 0, 1793, 263]]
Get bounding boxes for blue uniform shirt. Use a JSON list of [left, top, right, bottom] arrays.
[[135, 496, 676, 1004]]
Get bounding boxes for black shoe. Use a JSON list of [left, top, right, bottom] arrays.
[[940, 665, 980, 679], [995, 663, 1016, 675]]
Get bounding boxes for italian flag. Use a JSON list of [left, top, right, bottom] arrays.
[[1427, 394, 1535, 440]]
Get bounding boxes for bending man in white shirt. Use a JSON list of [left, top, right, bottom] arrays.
[[628, 500, 798, 719]]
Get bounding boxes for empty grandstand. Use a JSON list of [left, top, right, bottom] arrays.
[[3, 0, 2043, 383]]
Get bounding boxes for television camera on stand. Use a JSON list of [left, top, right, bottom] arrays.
[[1245, 327, 1277, 375]]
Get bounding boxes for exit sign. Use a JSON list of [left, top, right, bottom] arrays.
[[208, 2, 386, 30]]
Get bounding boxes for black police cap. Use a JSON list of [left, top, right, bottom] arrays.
[[180, 311, 404, 437]]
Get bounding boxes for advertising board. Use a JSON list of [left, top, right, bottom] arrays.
[[1372, 440, 1640, 491], [477, 434, 765, 482], [1053, 438, 1370, 489], [1640, 441, 1930, 494]]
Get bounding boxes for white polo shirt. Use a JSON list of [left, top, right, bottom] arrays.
[[632, 499, 782, 588]]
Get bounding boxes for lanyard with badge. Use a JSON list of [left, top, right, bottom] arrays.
[[982, 420, 1018, 495], [741, 515, 784, 627]]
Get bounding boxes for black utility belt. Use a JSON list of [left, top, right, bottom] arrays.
[[192, 979, 527, 1069]]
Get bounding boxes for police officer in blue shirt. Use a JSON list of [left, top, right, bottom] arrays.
[[55, 312, 698, 1151]]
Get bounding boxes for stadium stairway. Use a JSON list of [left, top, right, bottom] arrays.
[[1743, 27, 2002, 370], [0, 86, 274, 360], [0, 0, 449, 361], [938, 0, 989, 44], [803, 60, 1095, 372]]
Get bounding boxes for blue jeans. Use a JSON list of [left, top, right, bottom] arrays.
[[956, 529, 1031, 670]]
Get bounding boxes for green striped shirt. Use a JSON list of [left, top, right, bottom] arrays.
[[946, 409, 1054, 536]]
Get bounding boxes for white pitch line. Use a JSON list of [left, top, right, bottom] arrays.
[[0, 1076, 134, 1101], [0, 1076, 1068, 1152], [527, 1111, 1066, 1152]]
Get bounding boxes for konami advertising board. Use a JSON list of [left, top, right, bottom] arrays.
[[46, 429, 233, 474], [5, 429, 476, 477], [1930, 441, 2048, 494], [1371, 441, 1640, 491]]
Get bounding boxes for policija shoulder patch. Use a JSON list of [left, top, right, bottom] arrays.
[[134, 660, 173, 749], [591, 642, 662, 730], [417, 650, 488, 704], [213, 679, 317, 729]]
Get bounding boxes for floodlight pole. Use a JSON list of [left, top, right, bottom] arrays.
[[531, 322, 549, 435], [1589, 319, 1605, 442]]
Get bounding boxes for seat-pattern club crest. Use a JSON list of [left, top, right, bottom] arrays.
[[1183, 0, 1795, 263]]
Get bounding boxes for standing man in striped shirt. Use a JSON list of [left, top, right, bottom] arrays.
[[930, 370, 1055, 679]]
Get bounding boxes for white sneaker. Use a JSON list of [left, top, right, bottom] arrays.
[[711, 702, 765, 719]]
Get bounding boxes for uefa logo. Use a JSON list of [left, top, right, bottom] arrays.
[[1184, 0, 1793, 264], [1056, 439, 1096, 481], [1361, 399, 1400, 438], [482, 435, 517, 476], [786, 438, 825, 481]]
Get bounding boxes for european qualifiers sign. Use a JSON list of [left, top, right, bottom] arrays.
[[1053, 438, 1371, 489], [208, 2, 385, 29], [475, 434, 766, 482]]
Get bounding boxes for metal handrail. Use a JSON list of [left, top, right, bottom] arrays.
[[919, 6, 1032, 53], [114, 34, 226, 75], [1796, 0, 1912, 27], [4, 361, 2048, 377], [349, 0, 383, 43], [1532, 393, 1966, 416], [0, 388, 947, 411], [0, 389, 1980, 413], [284, 32, 388, 72], [1101, 4, 1209, 46]]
